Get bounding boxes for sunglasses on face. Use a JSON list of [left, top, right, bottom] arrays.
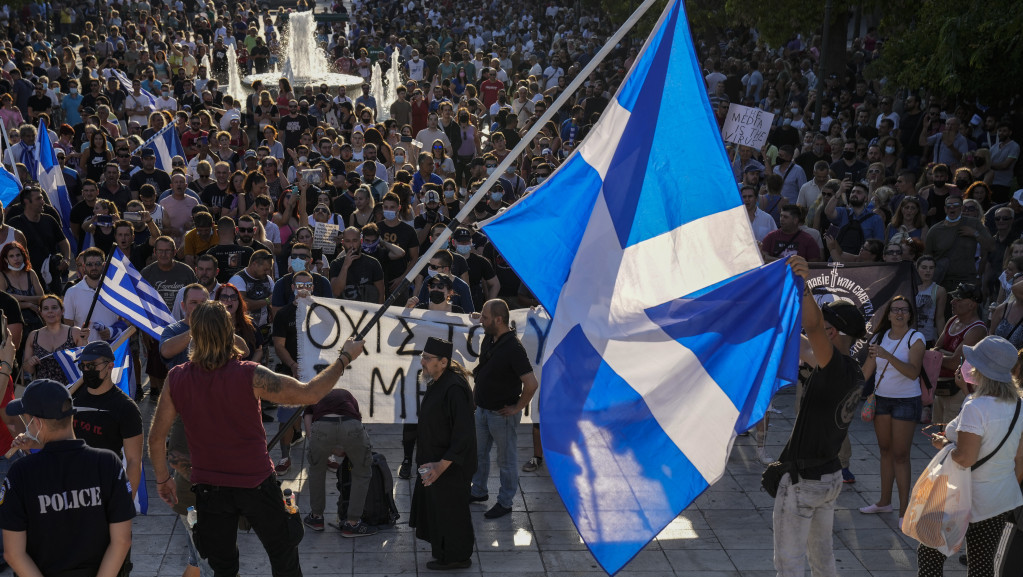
[[218, 293, 239, 302], [427, 281, 448, 289], [294, 282, 313, 289]]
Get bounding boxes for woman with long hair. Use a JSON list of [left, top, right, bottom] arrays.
[[879, 136, 902, 176], [363, 127, 393, 166], [918, 336, 1023, 576], [348, 185, 377, 228], [239, 171, 268, 216], [80, 129, 113, 182], [886, 196, 928, 243], [273, 186, 307, 246], [215, 283, 263, 363], [277, 78, 294, 116], [255, 90, 280, 132], [261, 156, 290, 203], [22, 294, 87, 384], [82, 199, 121, 254], [963, 181, 993, 213], [859, 296, 925, 527], [0, 242, 44, 331], [430, 138, 455, 179]]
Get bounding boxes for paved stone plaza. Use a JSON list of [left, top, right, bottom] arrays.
[[131, 388, 965, 576]]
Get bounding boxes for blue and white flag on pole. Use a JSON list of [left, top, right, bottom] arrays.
[[111, 69, 158, 110], [98, 247, 175, 339], [134, 122, 185, 172], [0, 164, 20, 206], [481, 0, 802, 573], [35, 119, 77, 254], [54, 337, 148, 514]]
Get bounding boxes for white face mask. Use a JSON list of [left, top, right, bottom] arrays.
[[24, 417, 42, 446], [8, 262, 24, 271]]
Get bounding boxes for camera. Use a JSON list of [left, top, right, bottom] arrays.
[[124, 212, 143, 222], [96, 215, 113, 227]]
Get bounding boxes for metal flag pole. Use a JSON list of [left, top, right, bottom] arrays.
[[268, 0, 665, 450]]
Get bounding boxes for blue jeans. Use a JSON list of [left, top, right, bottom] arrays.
[[470, 409, 521, 508]]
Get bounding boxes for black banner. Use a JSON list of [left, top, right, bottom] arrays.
[[807, 261, 916, 356]]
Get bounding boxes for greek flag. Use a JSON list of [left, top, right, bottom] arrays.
[[0, 164, 19, 205], [54, 337, 148, 514], [480, 1, 802, 573], [134, 122, 185, 172], [111, 69, 158, 109], [98, 247, 175, 339], [35, 119, 77, 253]]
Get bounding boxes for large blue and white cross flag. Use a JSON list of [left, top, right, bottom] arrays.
[[35, 119, 77, 254], [54, 338, 149, 514], [481, 0, 802, 573], [135, 122, 185, 172], [98, 247, 175, 339]]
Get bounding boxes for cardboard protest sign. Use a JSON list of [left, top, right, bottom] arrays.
[[722, 104, 774, 150]]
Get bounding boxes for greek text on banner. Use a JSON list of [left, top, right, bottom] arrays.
[[296, 296, 551, 423]]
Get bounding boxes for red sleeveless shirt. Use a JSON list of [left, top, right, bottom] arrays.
[[167, 360, 274, 487]]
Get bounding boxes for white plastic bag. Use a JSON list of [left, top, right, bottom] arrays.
[[902, 444, 972, 555]]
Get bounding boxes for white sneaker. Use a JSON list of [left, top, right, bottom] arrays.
[[755, 446, 774, 465]]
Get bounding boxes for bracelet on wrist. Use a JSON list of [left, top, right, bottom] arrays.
[[339, 351, 353, 365], [157, 476, 173, 484]]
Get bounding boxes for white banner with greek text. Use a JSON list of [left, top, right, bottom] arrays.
[[297, 296, 551, 423]]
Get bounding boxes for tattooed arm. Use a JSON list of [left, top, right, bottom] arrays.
[[251, 338, 365, 405]]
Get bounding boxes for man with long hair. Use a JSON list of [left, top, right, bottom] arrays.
[[148, 300, 364, 577]]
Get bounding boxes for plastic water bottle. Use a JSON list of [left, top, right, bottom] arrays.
[[283, 489, 298, 514], [186, 506, 197, 528]]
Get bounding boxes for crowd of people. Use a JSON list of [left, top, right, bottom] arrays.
[[0, 0, 1019, 574]]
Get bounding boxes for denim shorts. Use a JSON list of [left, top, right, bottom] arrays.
[[874, 394, 922, 422]]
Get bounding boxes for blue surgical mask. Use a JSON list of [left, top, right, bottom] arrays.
[[383, 210, 397, 220], [491, 192, 504, 202], [289, 257, 306, 272], [427, 268, 438, 278], [946, 214, 962, 224], [361, 240, 379, 252], [444, 188, 455, 198], [455, 243, 471, 255]]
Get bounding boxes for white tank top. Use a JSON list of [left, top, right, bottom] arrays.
[[0, 227, 16, 253]]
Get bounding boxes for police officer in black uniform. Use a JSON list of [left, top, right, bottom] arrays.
[[0, 378, 135, 576]]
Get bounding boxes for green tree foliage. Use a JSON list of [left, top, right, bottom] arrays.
[[869, 0, 1023, 102]]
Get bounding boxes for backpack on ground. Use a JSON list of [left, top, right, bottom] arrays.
[[336, 452, 400, 527]]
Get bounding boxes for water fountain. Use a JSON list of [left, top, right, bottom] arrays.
[[370, 61, 387, 120], [244, 11, 363, 93], [369, 50, 403, 121], [225, 44, 245, 104]]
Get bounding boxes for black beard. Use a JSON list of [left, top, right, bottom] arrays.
[[848, 198, 865, 208]]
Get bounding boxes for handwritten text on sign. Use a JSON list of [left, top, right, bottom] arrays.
[[297, 296, 551, 423], [721, 104, 774, 150]]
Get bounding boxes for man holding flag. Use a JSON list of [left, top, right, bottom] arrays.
[[479, 0, 802, 572], [70, 340, 144, 507], [774, 257, 866, 576]]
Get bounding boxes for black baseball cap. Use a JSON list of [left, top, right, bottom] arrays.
[[452, 227, 472, 242], [6, 379, 76, 419], [820, 301, 867, 340], [80, 341, 115, 362], [140, 148, 156, 158]]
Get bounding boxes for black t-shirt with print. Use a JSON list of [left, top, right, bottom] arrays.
[[779, 346, 864, 475]]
